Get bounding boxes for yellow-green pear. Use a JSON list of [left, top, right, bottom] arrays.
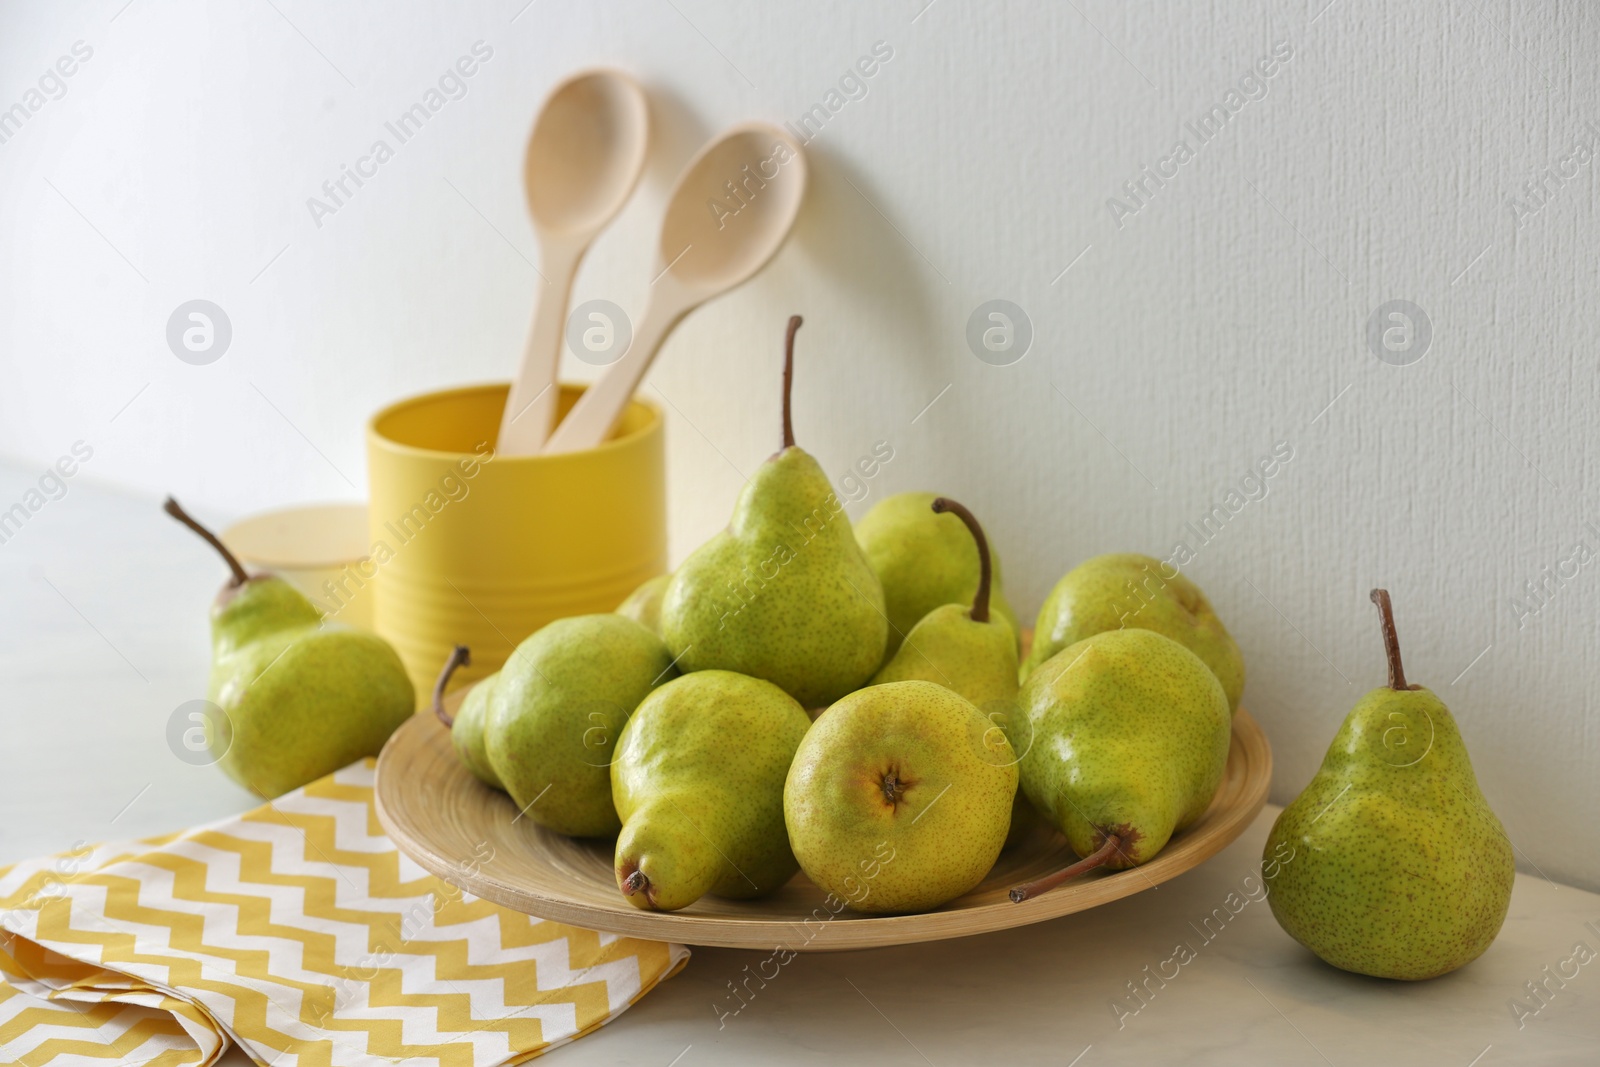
[[1023, 553, 1244, 712], [660, 317, 887, 708], [165, 498, 415, 799], [615, 574, 670, 635], [857, 490, 1021, 660], [612, 671, 811, 911], [1010, 628, 1230, 902], [486, 615, 677, 837], [1262, 590, 1514, 980], [785, 680, 1017, 914]]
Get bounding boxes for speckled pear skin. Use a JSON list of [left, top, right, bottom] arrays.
[[870, 604, 1019, 709], [611, 671, 811, 911], [451, 671, 503, 790], [208, 576, 416, 799], [486, 615, 677, 838], [615, 574, 670, 636], [856, 492, 1021, 660], [785, 681, 1017, 914], [1017, 629, 1231, 868], [661, 447, 887, 708], [1263, 685, 1514, 980], [1022, 553, 1244, 712]]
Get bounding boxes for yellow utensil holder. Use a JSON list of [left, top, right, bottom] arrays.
[[366, 383, 666, 696]]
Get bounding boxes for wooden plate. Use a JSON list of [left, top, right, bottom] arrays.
[[374, 689, 1272, 952]]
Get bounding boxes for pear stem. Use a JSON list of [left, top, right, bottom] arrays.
[[163, 496, 249, 587], [781, 315, 801, 451], [433, 645, 470, 728], [622, 869, 649, 897], [931, 498, 991, 624], [1370, 588, 1409, 690], [1009, 834, 1123, 903]]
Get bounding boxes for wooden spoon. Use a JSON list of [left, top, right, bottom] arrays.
[[541, 122, 808, 455], [496, 69, 650, 456]]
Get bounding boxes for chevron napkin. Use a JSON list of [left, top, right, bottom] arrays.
[[0, 761, 689, 1066]]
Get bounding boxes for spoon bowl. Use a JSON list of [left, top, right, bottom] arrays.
[[524, 71, 650, 236], [542, 122, 807, 455], [657, 122, 809, 292]]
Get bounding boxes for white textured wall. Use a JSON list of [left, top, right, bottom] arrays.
[[2, 2, 1596, 890]]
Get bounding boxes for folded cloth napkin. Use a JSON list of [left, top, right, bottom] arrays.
[[0, 760, 689, 1066]]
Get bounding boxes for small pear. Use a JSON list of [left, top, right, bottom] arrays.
[[661, 317, 887, 708], [871, 499, 1017, 705], [486, 614, 677, 837], [856, 491, 1022, 660], [1010, 628, 1231, 902], [1023, 553, 1244, 712], [1262, 590, 1514, 980], [431, 646, 502, 790], [785, 681, 1017, 914], [615, 574, 670, 635], [165, 498, 415, 798], [612, 671, 811, 911]]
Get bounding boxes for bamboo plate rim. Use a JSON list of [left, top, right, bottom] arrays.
[[374, 686, 1272, 952]]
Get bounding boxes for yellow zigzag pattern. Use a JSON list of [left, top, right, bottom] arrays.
[[0, 760, 688, 1066]]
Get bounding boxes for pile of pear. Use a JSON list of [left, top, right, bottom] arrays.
[[437, 316, 1249, 917]]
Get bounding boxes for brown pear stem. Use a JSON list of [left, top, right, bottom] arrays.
[[1370, 588, 1408, 690], [781, 315, 801, 450], [163, 496, 249, 587], [1009, 834, 1123, 903], [931, 498, 991, 624], [433, 645, 470, 728], [622, 869, 648, 896]]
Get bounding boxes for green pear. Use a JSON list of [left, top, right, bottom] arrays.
[[612, 671, 811, 910], [1010, 628, 1230, 902], [660, 317, 887, 708], [1023, 553, 1245, 712], [165, 498, 415, 799], [857, 490, 1021, 660], [486, 614, 677, 838], [1263, 590, 1514, 980], [615, 574, 670, 635], [785, 680, 1016, 914], [869, 498, 1037, 849], [430, 646, 502, 790]]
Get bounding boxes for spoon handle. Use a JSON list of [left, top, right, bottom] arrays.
[[497, 239, 582, 456], [541, 285, 690, 455]]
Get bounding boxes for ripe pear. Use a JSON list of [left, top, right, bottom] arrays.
[[856, 490, 1021, 660], [430, 646, 502, 790], [615, 574, 670, 635], [785, 680, 1017, 914], [612, 671, 811, 911], [869, 498, 1037, 849], [660, 317, 887, 708], [1263, 590, 1514, 980], [1023, 553, 1244, 712], [1010, 628, 1231, 902], [164, 498, 415, 799], [486, 614, 677, 838]]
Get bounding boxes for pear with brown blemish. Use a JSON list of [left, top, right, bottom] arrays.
[[1262, 589, 1514, 980], [785, 680, 1017, 914]]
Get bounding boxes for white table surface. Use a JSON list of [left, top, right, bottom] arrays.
[[4, 464, 1598, 1066]]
